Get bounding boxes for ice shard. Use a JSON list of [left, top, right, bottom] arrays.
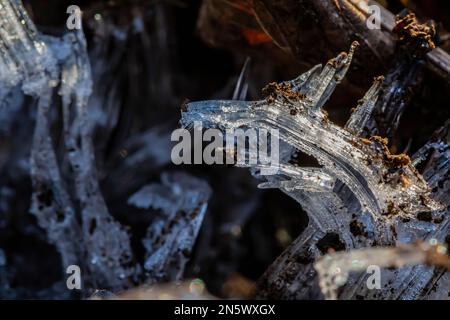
[[1, 0, 137, 291], [181, 42, 447, 300], [181, 42, 442, 223], [0, 0, 57, 94], [345, 76, 384, 136], [128, 172, 211, 284], [314, 241, 450, 300]]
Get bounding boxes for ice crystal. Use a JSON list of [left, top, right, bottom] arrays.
[[0, 0, 57, 95], [181, 41, 441, 225], [314, 241, 450, 300], [1, 0, 213, 294], [181, 42, 447, 300], [128, 172, 211, 284], [27, 27, 136, 289]]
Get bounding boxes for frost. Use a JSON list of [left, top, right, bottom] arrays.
[[181, 42, 448, 300], [128, 172, 211, 284], [0, 0, 134, 291], [181, 41, 441, 224], [0, 1, 213, 295], [314, 241, 450, 300], [335, 121, 450, 300], [99, 280, 214, 300], [0, 0, 57, 95], [1, 0, 447, 300], [345, 76, 384, 136]]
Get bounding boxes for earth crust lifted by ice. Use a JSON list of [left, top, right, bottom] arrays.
[[182, 42, 449, 299]]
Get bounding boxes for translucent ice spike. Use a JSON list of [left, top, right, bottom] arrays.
[[314, 242, 450, 299], [345, 76, 384, 136], [307, 41, 359, 112], [55, 28, 135, 289], [232, 57, 251, 100], [256, 166, 335, 192], [288, 64, 322, 95], [59, 30, 93, 105], [0, 0, 56, 94]]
